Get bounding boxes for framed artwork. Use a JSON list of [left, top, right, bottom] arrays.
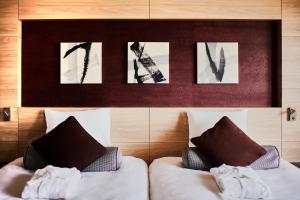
[[128, 42, 169, 84], [60, 42, 102, 84], [197, 42, 238, 84]]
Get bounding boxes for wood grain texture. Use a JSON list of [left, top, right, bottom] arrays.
[[0, 0, 19, 36], [150, 108, 281, 144], [282, 142, 300, 162], [282, 37, 300, 88], [150, 0, 281, 19], [247, 108, 281, 143], [150, 142, 187, 162], [19, 0, 149, 19], [111, 108, 149, 143], [0, 107, 18, 142], [150, 108, 188, 142], [282, 0, 300, 36], [0, 142, 18, 162], [0, 36, 18, 107], [18, 107, 46, 142], [282, 89, 300, 141], [113, 142, 149, 163]]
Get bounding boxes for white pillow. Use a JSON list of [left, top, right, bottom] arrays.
[[187, 110, 247, 147], [44, 108, 111, 146]]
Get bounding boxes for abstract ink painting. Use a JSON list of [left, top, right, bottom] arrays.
[[60, 42, 102, 84], [197, 42, 238, 84], [128, 42, 169, 84]]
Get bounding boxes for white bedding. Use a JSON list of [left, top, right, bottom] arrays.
[[0, 156, 149, 200], [150, 157, 300, 200]]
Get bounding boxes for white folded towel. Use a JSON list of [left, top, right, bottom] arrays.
[[22, 165, 81, 199], [210, 164, 270, 199]]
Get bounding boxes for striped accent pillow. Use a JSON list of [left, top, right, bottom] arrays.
[[250, 145, 280, 170], [182, 145, 280, 170]]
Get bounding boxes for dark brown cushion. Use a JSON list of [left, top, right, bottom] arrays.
[[32, 116, 107, 170], [191, 116, 266, 167]]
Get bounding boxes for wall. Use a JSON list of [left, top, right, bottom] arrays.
[[22, 20, 280, 107], [282, 0, 300, 161]]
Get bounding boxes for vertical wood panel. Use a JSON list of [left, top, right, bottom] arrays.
[[0, 0, 19, 107], [282, 89, 300, 161], [0, 107, 18, 142], [282, 142, 300, 162], [0, 142, 18, 162], [0, 0, 19, 36], [150, 0, 281, 19], [0, 36, 18, 107], [114, 142, 150, 163], [111, 108, 149, 143], [282, 89, 300, 141], [150, 142, 187, 162], [19, 0, 149, 19], [282, 0, 300, 36], [282, 37, 300, 88]]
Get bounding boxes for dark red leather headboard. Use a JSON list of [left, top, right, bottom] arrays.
[[22, 20, 280, 107]]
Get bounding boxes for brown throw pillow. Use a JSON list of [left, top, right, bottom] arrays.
[[191, 116, 266, 167], [32, 116, 107, 170]]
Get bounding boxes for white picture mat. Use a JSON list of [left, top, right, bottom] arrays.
[[60, 42, 102, 84], [127, 42, 169, 84], [197, 42, 239, 84]]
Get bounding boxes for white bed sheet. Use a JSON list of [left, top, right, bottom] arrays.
[[0, 156, 149, 200], [150, 157, 300, 200]]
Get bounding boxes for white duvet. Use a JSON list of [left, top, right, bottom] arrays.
[[150, 157, 300, 200], [0, 156, 149, 200]]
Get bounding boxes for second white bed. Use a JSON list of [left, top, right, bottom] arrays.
[[150, 157, 300, 200]]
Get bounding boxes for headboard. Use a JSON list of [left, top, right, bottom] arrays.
[[17, 107, 282, 163]]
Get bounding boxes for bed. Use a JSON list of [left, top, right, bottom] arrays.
[[150, 157, 300, 200], [0, 156, 149, 200]]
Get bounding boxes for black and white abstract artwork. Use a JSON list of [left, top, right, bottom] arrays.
[[60, 42, 102, 84], [197, 42, 238, 84], [128, 42, 169, 84]]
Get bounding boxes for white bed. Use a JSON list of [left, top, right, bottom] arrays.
[[0, 156, 149, 200], [150, 157, 300, 200]]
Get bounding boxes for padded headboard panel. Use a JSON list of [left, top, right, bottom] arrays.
[[17, 107, 282, 163]]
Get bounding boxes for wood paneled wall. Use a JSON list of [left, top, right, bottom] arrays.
[[19, 0, 149, 19], [16, 107, 281, 163], [0, 0, 300, 162], [0, 0, 19, 107], [150, 0, 282, 19], [282, 0, 300, 162]]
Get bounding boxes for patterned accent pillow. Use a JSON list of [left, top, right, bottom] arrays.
[[182, 145, 280, 171], [182, 147, 213, 170], [250, 145, 280, 170], [83, 147, 122, 172], [24, 145, 122, 172]]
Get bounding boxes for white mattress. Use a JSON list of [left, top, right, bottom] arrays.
[[0, 156, 149, 200], [150, 157, 300, 200]]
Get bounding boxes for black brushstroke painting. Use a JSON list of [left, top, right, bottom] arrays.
[[205, 42, 226, 82], [130, 42, 166, 84], [63, 42, 92, 84]]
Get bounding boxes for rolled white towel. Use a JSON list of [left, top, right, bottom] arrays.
[[210, 164, 270, 199], [22, 165, 81, 199]]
